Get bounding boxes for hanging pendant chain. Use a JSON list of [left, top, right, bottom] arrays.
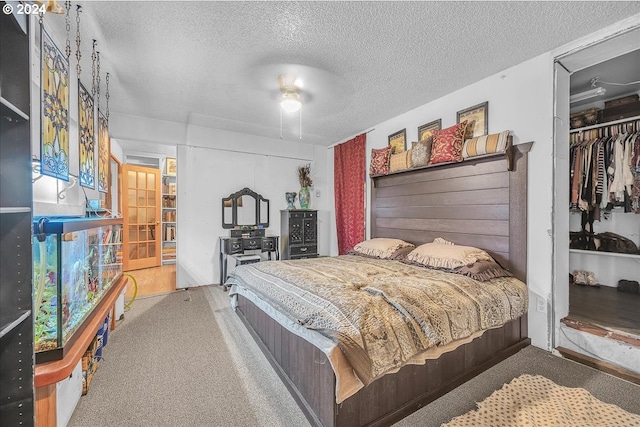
[[91, 40, 97, 98], [105, 73, 110, 122], [75, 5, 82, 77], [96, 52, 101, 110], [64, 1, 71, 58]]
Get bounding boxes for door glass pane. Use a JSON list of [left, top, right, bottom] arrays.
[[138, 207, 147, 223], [128, 190, 136, 207], [148, 243, 156, 258], [127, 171, 136, 188], [128, 226, 137, 242], [148, 190, 156, 206], [138, 244, 147, 258], [129, 244, 138, 260], [128, 209, 137, 224], [137, 190, 146, 206], [138, 226, 147, 241], [137, 172, 146, 189], [148, 207, 156, 223], [147, 174, 155, 189], [149, 225, 156, 241]]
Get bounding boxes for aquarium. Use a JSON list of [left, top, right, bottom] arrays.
[[33, 217, 123, 362]]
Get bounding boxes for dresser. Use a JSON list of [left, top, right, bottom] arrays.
[[281, 210, 318, 260]]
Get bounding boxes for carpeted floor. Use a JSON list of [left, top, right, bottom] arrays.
[[68, 285, 640, 427]]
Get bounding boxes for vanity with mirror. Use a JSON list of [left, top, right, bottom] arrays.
[[219, 188, 279, 286]]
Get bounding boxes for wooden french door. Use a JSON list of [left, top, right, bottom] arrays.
[[122, 164, 162, 270]]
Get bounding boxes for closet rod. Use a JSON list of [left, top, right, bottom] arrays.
[[569, 114, 640, 134]]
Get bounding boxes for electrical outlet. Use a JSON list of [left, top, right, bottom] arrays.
[[315, 190, 321, 197], [536, 297, 546, 314]]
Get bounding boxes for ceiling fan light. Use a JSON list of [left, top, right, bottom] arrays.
[[280, 93, 302, 113]]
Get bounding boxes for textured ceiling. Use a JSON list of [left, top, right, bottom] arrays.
[[45, 2, 640, 145]]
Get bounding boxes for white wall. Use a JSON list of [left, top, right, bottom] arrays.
[[176, 125, 330, 288]]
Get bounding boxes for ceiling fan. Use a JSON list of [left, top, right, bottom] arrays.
[[278, 74, 303, 113]]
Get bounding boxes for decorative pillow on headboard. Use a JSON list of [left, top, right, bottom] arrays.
[[429, 121, 467, 165], [389, 150, 412, 172], [369, 146, 392, 176], [462, 130, 510, 158], [411, 136, 433, 167]]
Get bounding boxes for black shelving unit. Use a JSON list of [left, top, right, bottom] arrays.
[[0, 4, 34, 426]]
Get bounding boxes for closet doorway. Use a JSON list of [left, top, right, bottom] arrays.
[[553, 25, 640, 376]]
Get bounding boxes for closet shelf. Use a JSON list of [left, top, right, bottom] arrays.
[[569, 114, 640, 134], [569, 249, 640, 260]]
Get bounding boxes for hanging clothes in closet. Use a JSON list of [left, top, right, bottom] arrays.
[[570, 119, 639, 217]]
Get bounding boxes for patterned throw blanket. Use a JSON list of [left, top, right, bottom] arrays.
[[227, 255, 527, 387]]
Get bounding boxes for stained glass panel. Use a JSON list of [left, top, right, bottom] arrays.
[[40, 28, 70, 181], [97, 111, 110, 192], [78, 82, 95, 189]]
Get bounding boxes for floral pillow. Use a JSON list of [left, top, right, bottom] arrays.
[[429, 121, 467, 165], [369, 146, 392, 176]]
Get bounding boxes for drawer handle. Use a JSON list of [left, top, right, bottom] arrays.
[[300, 247, 307, 252]]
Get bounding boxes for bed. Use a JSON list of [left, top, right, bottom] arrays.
[[227, 141, 532, 427]]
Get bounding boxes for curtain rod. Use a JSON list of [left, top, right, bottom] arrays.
[[327, 128, 376, 149]]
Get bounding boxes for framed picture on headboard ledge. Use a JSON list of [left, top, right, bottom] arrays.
[[388, 128, 407, 154], [457, 102, 488, 138], [418, 119, 442, 141]]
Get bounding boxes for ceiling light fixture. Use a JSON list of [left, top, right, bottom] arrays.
[[570, 86, 606, 104], [280, 92, 302, 113]]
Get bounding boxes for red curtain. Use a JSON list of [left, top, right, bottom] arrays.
[[334, 133, 366, 254]]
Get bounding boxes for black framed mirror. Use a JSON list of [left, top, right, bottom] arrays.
[[221, 187, 270, 229]]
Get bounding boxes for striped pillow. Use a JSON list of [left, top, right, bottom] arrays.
[[462, 130, 510, 158], [390, 150, 412, 172]]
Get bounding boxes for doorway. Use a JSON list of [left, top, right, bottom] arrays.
[[122, 164, 162, 270], [552, 25, 640, 375]]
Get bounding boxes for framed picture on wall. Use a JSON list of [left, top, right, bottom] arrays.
[[165, 157, 177, 176], [388, 129, 407, 154], [417, 119, 442, 141], [457, 102, 488, 138]]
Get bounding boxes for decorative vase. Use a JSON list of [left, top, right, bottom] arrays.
[[285, 192, 297, 210], [299, 187, 310, 209]]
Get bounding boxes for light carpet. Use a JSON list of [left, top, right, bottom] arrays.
[[443, 374, 640, 427]]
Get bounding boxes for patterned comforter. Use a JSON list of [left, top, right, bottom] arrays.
[[226, 255, 527, 388]]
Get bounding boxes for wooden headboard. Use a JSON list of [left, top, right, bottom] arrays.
[[371, 141, 532, 282]]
